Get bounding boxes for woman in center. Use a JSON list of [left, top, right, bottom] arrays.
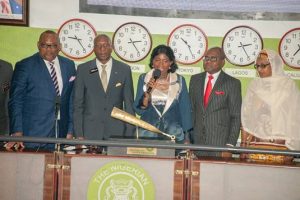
[[133, 44, 192, 143]]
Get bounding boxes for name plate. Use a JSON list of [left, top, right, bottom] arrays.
[[127, 147, 158, 156], [107, 146, 175, 158], [107, 138, 176, 158]]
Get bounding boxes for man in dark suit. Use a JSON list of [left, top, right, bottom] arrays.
[[189, 47, 242, 157], [6, 30, 76, 150], [73, 34, 135, 141], [0, 59, 13, 135]]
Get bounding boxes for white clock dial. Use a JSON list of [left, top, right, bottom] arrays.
[[279, 28, 300, 69], [222, 26, 263, 66], [168, 24, 208, 65], [58, 18, 97, 59], [112, 22, 152, 63]]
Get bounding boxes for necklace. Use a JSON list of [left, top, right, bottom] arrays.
[[156, 73, 170, 84]]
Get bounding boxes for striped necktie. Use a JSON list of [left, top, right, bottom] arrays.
[[49, 61, 60, 96]]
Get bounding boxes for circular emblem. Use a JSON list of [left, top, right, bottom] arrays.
[[87, 160, 155, 200]]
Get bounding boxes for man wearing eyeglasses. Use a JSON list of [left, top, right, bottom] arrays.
[[189, 47, 242, 157], [6, 30, 76, 150]]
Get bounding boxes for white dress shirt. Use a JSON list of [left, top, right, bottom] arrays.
[[203, 70, 221, 94], [44, 57, 63, 96], [96, 58, 112, 84]]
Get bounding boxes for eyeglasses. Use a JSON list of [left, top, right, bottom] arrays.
[[203, 56, 218, 62], [254, 63, 270, 69], [94, 44, 111, 49], [40, 43, 58, 49]]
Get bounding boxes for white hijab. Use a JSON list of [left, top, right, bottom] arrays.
[[241, 49, 300, 150]]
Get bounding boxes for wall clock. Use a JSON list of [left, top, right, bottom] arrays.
[[112, 22, 152, 62], [222, 25, 263, 66], [57, 18, 97, 59], [279, 27, 300, 69], [167, 24, 208, 65]]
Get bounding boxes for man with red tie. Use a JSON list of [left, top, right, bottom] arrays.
[[189, 47, 242, 157]]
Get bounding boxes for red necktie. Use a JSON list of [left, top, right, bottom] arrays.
[[204, 75, 214, 107]]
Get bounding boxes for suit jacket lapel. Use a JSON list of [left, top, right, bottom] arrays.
[[89, 59, 105, 94], [207, 70, 225, 107], [37, 55, 57, 95], [162, 73, 179, 115], [198, 73, 206, 111], [58, 57, 68, 96], [106, 59, 118, 93]]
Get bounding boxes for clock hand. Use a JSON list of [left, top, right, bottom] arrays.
[[180, 37, 188, 45], [128, 38, 140, 53], [76, 38, 86, 51], [128, 40, 142, 44], [238, 42, 250, 58], [68, 36, 78, 40], [72, 35, 85, 51], [187, 44, 194, 57], [238, 43, 252, 47], [293, 44, 300, 56], [180, 37, 193, 56]]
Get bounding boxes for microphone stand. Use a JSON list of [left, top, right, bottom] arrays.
[[54, 96, 61, 152], [54, 96, 61, 200], [136, 126, 139, 140]]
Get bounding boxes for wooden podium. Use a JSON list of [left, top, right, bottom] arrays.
[[1, 150, 300, 200], [0, 150, 185, 200], [190, 159, 300, 200]]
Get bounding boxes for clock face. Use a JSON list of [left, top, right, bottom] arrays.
[[112, 22, 152, 63], [222, 26, 263, 66], [58, 18, 97, 59], [279, 28, 300, 69], [168, 24, 208, 65]]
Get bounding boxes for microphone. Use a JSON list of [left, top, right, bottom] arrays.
[[147, 69, 161, 93], [55, 96, 61, 120]]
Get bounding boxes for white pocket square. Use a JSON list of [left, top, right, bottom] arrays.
[[115, 82, 122, 87], [69, 76, 76, 82]]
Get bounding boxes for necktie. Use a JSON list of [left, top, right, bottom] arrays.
[[49, 61, 60, 96], [203, 75, 214, 107], [101, 65, 107, 92]]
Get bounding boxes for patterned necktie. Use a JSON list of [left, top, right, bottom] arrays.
[[49, 61, 60, 96], [203, 75, 214, 107], [101, 65, 107, 92]]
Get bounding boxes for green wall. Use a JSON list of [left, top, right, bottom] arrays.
[[1, 25, 299, 97]]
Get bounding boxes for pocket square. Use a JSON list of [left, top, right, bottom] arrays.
[[115, 82, 122, 87], [215, 91, 225, 95], [69, 76, 76, 82]]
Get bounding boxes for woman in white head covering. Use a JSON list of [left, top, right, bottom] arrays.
[[241, 49, 300, 161]]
